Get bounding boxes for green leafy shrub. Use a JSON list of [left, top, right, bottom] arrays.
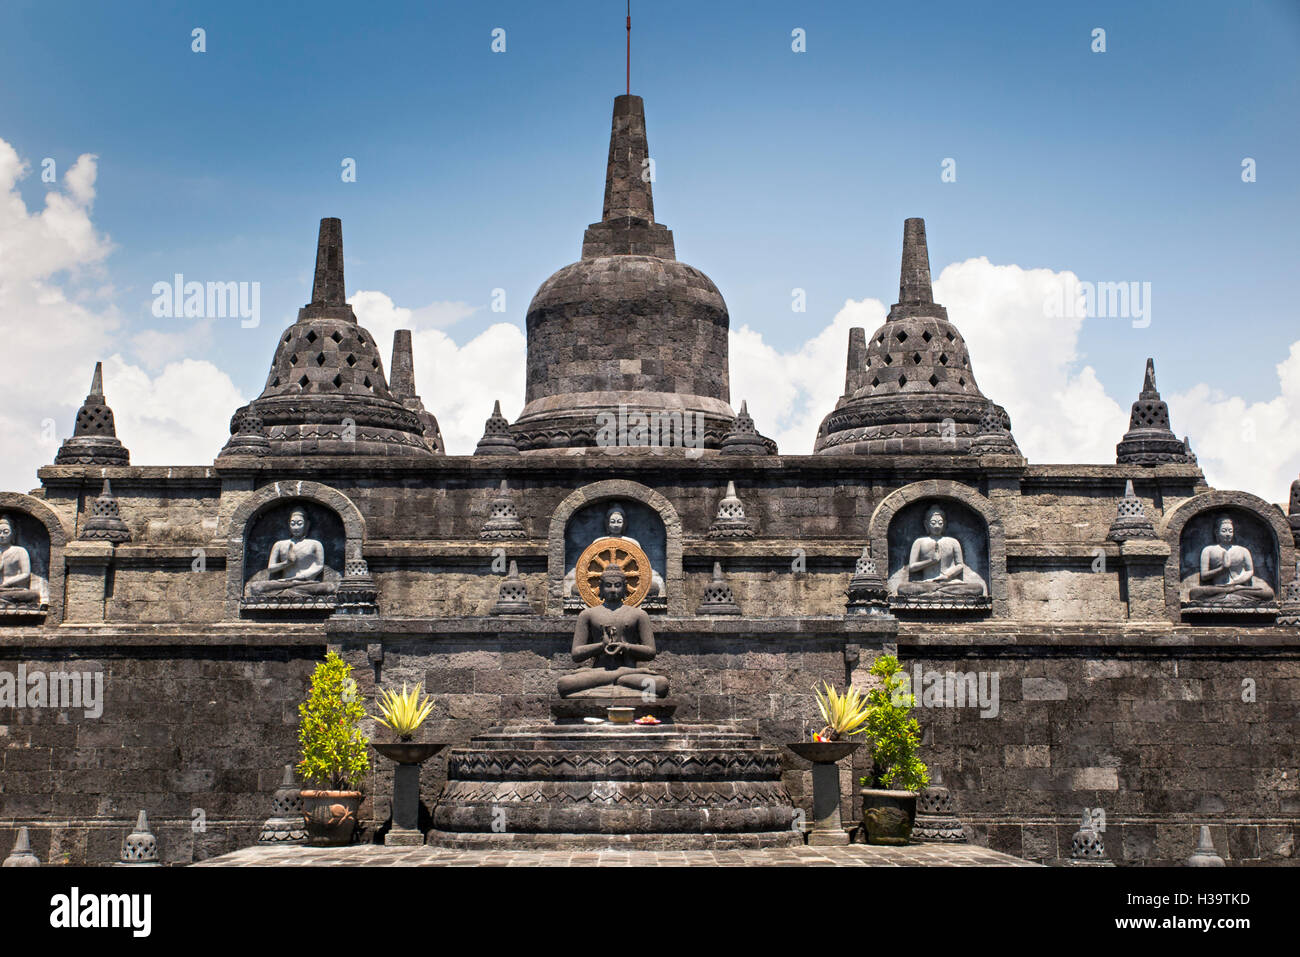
[[859, 654, 929, 792], [297, 651, 370, 791]]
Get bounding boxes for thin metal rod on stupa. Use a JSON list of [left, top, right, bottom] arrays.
[[626, 1, 631, 95]]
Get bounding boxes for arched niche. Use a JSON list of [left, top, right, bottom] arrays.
[[0, 492, 67, 623], [1161, 490, 1292, 619], [225, 481, 365, 617], [868, 480, 1005, 615], [547, 480, 683, 615]]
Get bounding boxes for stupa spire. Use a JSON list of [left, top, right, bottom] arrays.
[[898, 217, 934, 304], [310, 217, 346, 307], [602, 94, 653, 223], [389, 330, 445, 453], [888, 217, 947, 321], [89, 361, 104, 397], [1140, 357, 1158, 397], [581, 96, 675, 259], [390, 329, 416, 398], [844, 327, 868, 395]]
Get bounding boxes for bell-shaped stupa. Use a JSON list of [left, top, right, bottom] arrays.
[[221, 218, 433, 458], [815, 218, 1014, 455], [511, 95, 744, 452]]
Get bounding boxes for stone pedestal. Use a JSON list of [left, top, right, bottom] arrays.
[[63, 541, 115, 623], [1119, 539, 1170, 620], [429, 720, 799, 849], [807, 761, 851, 846], [787, 741, 860, 846], [388, 762, 425, 846], [373, 743, 446, 846]]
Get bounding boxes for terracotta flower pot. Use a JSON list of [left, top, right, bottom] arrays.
[[859, 788, 917, 846], [300, 789, 362, 846]]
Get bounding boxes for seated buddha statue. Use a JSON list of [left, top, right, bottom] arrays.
[[557, 566, 668, 699], [896, 504, 987, 599], [245, 508, 338, 599], [1187, 515, 1274, 605], [564, 502, 665, 599], [0, 516, 42, 606]]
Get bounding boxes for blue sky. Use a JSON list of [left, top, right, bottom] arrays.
[[0, 1, 1298, 494]]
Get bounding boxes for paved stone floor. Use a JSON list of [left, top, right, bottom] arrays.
[[197, 842, 1039, 867]]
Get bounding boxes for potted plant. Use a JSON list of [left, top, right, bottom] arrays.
[[370, 682, 445, 846], [371, 682, 439, 761], [786, 682, 870, 845], [297, 651, 370, 846], [858, 654, 929, 845]]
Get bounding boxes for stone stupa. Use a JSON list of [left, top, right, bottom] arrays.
[[816, 218, 1015, 455], [511, 94, 769, 452], [221, 218, 433, 458]]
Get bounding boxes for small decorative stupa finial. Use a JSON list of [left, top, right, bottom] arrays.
[[1107, 479, 1157, 542], [1185, 825, 1226, 867], [1116, 357, 1194, 465], [846, 544, 891, 617], [79, 477, 131, 544], [720, 400, 776, 456], [967, 400, 1021, 457], [708, 480, 754, 538], [118, 810, 160, 866], [258, 764, 307, 845], [55, 362, 131, 466], [481, 479, 527, 539], [695, 561, 741, 616], [1068, 809, 1113, 866], [475, 400, 520, 456], [912, 768, 968, 843], [2, 827, 40, 867], [491, 559, 533, 615]]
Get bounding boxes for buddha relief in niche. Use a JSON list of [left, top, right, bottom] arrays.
[[887, 501, 989, 608]]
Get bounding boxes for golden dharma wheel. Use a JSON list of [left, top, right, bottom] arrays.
[[575, 536, 653, 608]]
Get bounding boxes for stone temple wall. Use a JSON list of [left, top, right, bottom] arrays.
[[2, 453, 1297, 864]]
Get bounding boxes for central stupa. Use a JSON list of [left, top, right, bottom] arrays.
[[511, 95, 738, 451]]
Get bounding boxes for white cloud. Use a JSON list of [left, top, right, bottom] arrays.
[[932, 258, 1129, 465], [130, 323, 216, 372], [0, 138, 244, 489], [102, 357, 246, 466], [1171, 341, 1300, 506], [730, 298, 887, 456], [350, 290, 526, 453]]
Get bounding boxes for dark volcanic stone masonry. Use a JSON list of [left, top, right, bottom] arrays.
[[1, 92, 1298, 866]]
